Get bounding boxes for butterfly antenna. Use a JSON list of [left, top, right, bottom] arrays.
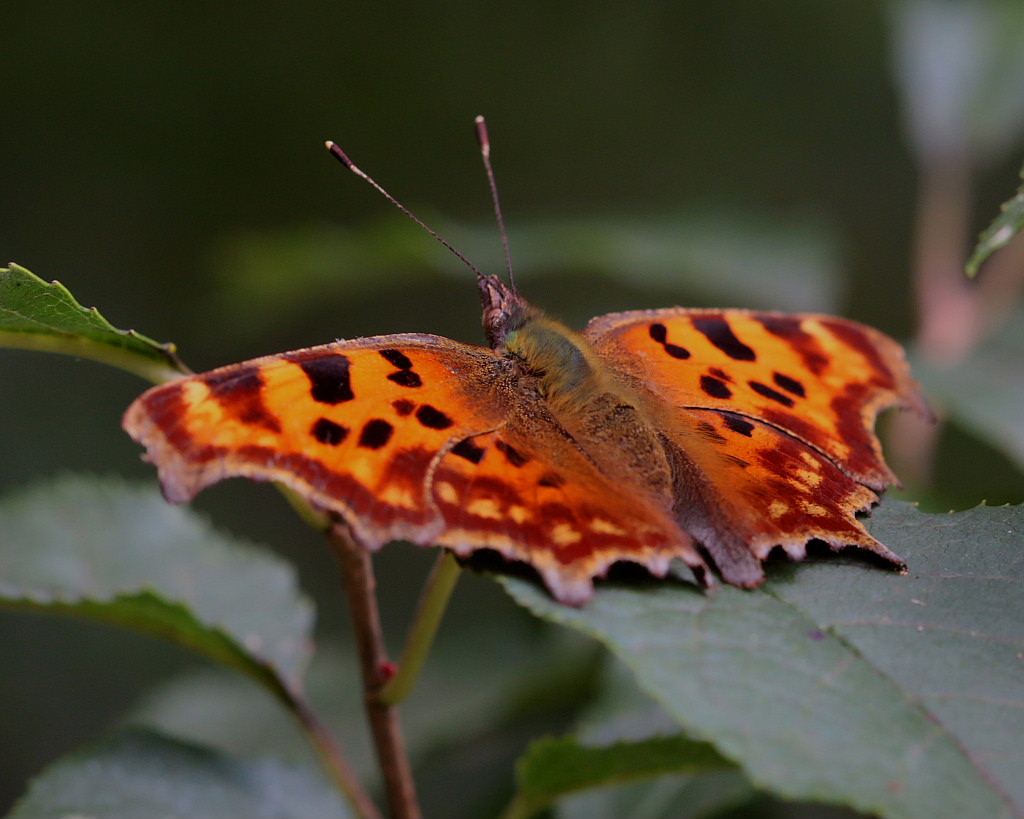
[[474, 116, 516, 290], [325, 140, 486, 280]]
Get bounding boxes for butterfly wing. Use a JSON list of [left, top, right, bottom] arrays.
[[124, 333, 704, 605], [124, 334, 500, 548], [426, 409, 706, 606], [585, 308, 929, 585]]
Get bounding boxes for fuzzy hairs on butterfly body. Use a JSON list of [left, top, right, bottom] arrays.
[[498, 300, 678, 504]]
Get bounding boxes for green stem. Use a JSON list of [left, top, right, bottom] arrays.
[[0, 330, 189, 384], [377, 551, 462, 706]]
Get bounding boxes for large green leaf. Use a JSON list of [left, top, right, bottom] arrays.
[[8, 727, 350, 819], [0, 263, 186, 382], [0, 476, 314, 698], [502, 501, 1024, 819]]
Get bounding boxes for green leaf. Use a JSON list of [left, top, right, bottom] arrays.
[[0, 263, 187, 382], [505, 734, 731, 819], [8, 727, 351, 819], [501, 501, 1024, 819], [0, 476, 314, 699], [542, 656, 758, 819], [555, 771, 757, 819], [966, 163, 1024, 277]]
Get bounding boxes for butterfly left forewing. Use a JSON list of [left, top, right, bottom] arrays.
[[124, 334, 510, 549]]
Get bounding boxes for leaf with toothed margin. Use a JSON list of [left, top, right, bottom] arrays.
[[500, 500, 1024, 819], [0, 476, 315, 702], [0, 263, 188, 383], [8, 727, 352, 819]]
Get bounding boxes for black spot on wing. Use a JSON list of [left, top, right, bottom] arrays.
[[311, 417, 349, 445], [495, 440, 529, 467], [392, 399, 415, 416], [648, 322, 691, 359], [721, 412, 754, 437], [749, 380, 796, 408], [700, 374, 733, 400], [204, 365, 281, 432], [358, 418, 394, 449], [773, 372, 806, 397], [387, 370, 423, 388], [416, 404, 453, 430], [379, 349, 413, 370], [693, 318, 756, 361], [379, 348, 424, 388], [289, 354, 354, 404], [451, 438, 485, 464]]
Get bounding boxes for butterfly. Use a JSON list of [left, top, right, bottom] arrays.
[[123, 126, 930, 606]]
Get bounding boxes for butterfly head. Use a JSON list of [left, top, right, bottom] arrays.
[[478, 273, 533, 350]]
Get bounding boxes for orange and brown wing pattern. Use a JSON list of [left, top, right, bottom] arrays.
[[124, 333, 705, 604], [585, 309, 929, 490], [427, 422, 706, 606], [671, 407, 899, 583], [124, 334, 509, 549], [584, 308, 928, 586]]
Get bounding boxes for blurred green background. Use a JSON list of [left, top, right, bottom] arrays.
[[4, 1, 1024, 816]]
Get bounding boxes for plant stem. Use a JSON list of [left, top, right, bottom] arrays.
[[328, 524, 422, 819], [378, 551, 462, 706]]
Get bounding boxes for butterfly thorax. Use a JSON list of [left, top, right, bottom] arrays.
[[481, 276, 605, 414], [478, 276, 676, 501]]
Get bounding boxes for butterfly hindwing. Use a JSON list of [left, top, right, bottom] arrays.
[[585, 308, 927, 584]]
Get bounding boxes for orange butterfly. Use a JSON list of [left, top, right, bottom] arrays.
[[124, 124, 929, 606]]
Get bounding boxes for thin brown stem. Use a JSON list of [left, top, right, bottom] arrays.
[[328, 524, 422, 819]]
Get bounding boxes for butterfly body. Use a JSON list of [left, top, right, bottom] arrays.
[[125, 273, 928, 605]]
